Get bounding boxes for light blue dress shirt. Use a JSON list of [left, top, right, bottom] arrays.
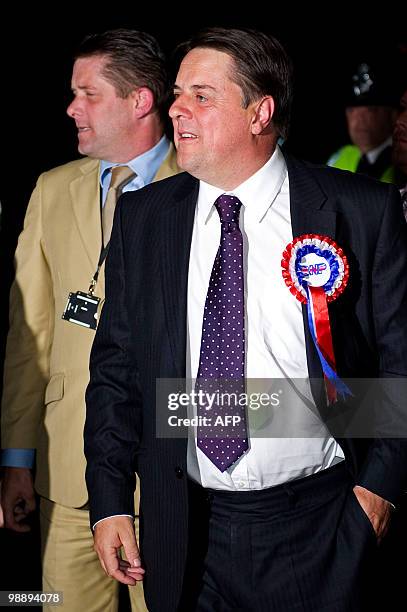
[[100, 135, 170, 204]]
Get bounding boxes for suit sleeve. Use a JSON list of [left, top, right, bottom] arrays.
[[357, 186, 407, 503], [85, 199, 140, 527], [1, 175, 53, 450]]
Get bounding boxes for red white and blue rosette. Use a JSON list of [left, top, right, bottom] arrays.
[[281, 234, 351, 404]]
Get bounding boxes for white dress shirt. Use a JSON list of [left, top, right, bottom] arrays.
[[186, 146, 344, 491]]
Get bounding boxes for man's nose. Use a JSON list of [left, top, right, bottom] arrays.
[[66, 97, 81, 118], [169, 96, 192, 120]]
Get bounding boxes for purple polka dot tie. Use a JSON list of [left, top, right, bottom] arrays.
[[196, 194, 248, 472]]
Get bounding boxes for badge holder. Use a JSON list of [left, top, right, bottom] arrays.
[[62, 288, 100, 330], [62, 244, 107, 330]]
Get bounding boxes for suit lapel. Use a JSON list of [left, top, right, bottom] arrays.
[[287, 155, 337, 240], [285, 154, 338, 402], [160, 176, 199, 377], [69, 158, 102, 270], [69, 150, 177, 277]]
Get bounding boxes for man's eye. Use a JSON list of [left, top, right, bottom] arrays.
[[197, 95, 207, 102]]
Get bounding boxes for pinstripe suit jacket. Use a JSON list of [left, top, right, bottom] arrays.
[[85, 153, 407, 612]]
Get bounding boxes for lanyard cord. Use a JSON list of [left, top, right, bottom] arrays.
[[88, 243, 109, 295]]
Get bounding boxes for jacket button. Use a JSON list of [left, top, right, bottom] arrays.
[[175, 467, 184, 479]]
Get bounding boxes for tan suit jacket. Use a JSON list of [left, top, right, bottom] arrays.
[[1, 144, 180, 507]]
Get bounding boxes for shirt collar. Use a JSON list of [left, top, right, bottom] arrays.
[[197, 145, 287, 225], [365, 136, 392, 164], [99, 135, 170, 187]]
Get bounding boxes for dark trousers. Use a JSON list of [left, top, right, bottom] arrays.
[[179, 463, 378, 612]]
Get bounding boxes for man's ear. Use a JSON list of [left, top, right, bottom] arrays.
[[131, 87, 155, 118], [251, 96, 275, 135]]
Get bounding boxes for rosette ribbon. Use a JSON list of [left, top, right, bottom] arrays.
[[281, 234, 352, 404]]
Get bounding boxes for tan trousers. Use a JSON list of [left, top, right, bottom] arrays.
[[40, 497, 147, 612]]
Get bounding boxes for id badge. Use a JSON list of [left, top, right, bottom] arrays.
[[62, 291, 101, 330]]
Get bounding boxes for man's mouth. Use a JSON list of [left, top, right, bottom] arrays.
[[179, 132, 197, 139]]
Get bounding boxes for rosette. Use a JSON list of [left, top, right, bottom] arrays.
[[281, 234, 351, 403]]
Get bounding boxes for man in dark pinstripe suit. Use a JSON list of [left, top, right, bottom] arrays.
[[85, 28, 407, 612]]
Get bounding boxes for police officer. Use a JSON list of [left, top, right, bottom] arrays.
[[328, 62, 399, 183]]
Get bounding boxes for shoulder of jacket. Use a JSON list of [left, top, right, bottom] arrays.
[[39, 157, 99, 183], [123, 171, 194, 202], [288, 152, 393, 198]]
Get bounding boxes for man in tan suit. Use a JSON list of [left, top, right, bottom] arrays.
[[1, 29, 179, 611]]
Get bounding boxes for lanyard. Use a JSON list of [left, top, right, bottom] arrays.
[[88, 242, 110, 296], [89, 184, 113, 296]]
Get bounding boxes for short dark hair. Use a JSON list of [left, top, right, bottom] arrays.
[[75, 28, 170, 122], [175, 27, 293, 139]]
